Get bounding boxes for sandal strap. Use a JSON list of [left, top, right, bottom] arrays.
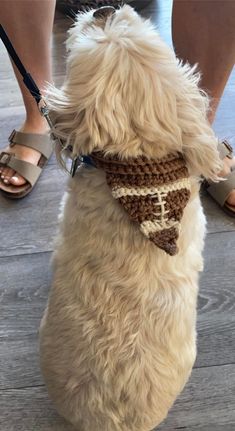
[[0, 151, 42, 187], [218, 140, 234, 160], [207, 170, 235, 207], [8, 129, 53, 159]]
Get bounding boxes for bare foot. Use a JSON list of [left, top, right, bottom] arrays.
[[0, 121, 49, 186]]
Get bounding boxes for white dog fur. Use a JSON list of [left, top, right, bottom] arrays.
[[40, 6, 222, 431]]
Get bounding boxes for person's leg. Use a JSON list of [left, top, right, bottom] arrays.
[[172, 0, 235, 206], [0, 0, 56, 186]]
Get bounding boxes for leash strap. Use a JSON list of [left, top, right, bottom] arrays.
[[0, 24, 42, 104]]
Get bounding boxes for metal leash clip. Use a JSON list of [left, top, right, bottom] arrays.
[[38, 98, 64, 150], [70, 156, 82, 177], [39, 97, 82, 177]]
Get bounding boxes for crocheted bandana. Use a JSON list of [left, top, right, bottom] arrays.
[[89, 151, 191, 256]]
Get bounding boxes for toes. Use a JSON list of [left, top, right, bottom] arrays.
[[2, 178, 10, 185], [1, 167, 15, 179], [1, 169, 16, 185], [9, 174, 26, 186], [0, 167, 26, 186]]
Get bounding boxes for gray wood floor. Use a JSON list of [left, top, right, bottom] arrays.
[[0, 1, 235, 430]]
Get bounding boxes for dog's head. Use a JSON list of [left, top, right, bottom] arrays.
[[48, 5, 221, 180]]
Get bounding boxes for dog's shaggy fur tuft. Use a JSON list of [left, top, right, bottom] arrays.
[[40, 6, 221, 431]]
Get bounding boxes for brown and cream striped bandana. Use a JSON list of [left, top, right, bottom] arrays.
[[90, 151, 191, 256]]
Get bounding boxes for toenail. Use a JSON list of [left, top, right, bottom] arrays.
[[11, 176, 19, 182], [1, 174, 5, 179], [3, 179, 9, 184]]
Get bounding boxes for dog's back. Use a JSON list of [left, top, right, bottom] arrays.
[[40, 166, 205, 431]]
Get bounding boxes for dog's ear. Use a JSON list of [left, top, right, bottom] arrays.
[[176, 64, 222, 181]]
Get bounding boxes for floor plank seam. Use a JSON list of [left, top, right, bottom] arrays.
[[0, 384, 45, 392], [194, 362, 235, 370], [207, 228, 235, 236], [0, 333, 40, 341], [175, 427, 187, 430], [0, 249, 53, 260], [1, 362, 234, 393]]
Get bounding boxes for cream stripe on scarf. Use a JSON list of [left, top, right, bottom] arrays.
[[140, 219, 179, 236], [111, 178, 191, 199]]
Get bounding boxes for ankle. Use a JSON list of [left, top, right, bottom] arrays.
[[21, 116, 49, 135]]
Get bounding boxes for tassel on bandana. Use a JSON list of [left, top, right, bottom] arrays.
[[90, 151, 191, 256]]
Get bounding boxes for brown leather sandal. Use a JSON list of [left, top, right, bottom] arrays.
[[206, 140, 235, 217], [0, 130, 53, 199]]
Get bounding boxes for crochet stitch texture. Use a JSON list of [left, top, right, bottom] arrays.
[[90, 151, 191, 256]]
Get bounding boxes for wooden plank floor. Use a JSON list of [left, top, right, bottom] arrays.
[[0, 1, 235, 430]]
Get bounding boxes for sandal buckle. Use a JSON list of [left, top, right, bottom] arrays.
[[8, 129, 16, 147], [0, 152, 12, 165], [222, 140, 233, 159]]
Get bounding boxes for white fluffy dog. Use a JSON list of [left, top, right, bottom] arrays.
[[40, 5, 222, 431]]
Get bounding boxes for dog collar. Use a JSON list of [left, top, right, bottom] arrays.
[[82, 155, 96, 167]]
